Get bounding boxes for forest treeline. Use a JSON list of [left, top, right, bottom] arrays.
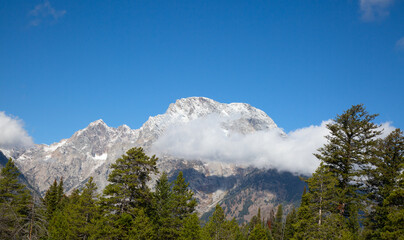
[[0, 104, 403, 240]]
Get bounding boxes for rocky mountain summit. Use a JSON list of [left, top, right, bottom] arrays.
[[1, 97, 305, 222]]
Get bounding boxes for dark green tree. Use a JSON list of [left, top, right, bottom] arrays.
[[243, 208, 270, 240], [380, 163, 404, 239], [129, 208, 156, 240], [101, 147, 158, 215], [365, 129, 404, 239], [202, 204, 226, 240], [0, 158, 32, 239], [306, 163, 339, 226], [202, 204, 242, 240], [303, 163, 348, 239], [314, 104, 381, 234], [153, 172, 177, 240], [247, 207, 262, 235], [44, 178, 65, 221], [249, 223, 268, 240], [78, 177, 99, 238], [172, 171, 197, 231], [292, 187, 313, 240], [179, 213, 202, 240], [99, 147, 158, 239], [50, 177, 99, 239], [283, 207, 297, 240], [272, 204, 283, 240]]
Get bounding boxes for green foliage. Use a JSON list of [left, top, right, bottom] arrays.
[[153, 172, 177, 239], [0, 158, 32, 239], [202, 204, 242, 240], [314, 104, 381, 235], [292, 187, 313, 239], [306, 163, 339, 223], [180, 213, 202, 240], [48, 177, 99, 239], [152, 171, 198, 239], [283, 207, 296, 240], [249, 223, 268, 240], [271, 204, 283, 240], [129, 208, 156, 240], [97, 147, 158, 239], [44, 178, 66, 221], [172, 171, 197, 223], [101, 147, 158, 216], [365, 129, 404, 239]]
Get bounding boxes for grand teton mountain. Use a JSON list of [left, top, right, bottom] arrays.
[[1, 97, 305, 222]]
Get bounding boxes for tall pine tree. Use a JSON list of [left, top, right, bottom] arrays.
[[314, 104, 380, 235], [0, 158, 32, 239], [102, 147, 158, 214], [99, 147, 158, 239], [153, 172, 177, 240], [365, 129, 404, 239], [271, 204, 283, 240]]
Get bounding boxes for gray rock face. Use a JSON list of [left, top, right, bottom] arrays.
[[0, 97, 304, 222]]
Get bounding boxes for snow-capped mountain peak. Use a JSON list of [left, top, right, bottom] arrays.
[[88, 119, 107, 127], [1, 97, 284, 208]]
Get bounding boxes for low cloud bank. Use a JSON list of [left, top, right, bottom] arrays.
[[152, 115, 395, 175], [0, 112, 34, 149]]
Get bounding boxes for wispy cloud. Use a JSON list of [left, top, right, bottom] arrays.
[[396, 37, 404, 51], [0, 112, 34, 149], [29, 0, 66, 26], [152, 115, 395, 175], [359, 0, 393, 22]]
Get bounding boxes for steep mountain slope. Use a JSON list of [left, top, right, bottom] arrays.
[[0, 97, 305, 222]]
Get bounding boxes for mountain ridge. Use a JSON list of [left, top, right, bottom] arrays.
[[0, 97, 304, 222]]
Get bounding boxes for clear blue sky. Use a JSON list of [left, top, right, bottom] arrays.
[[1, 0, 403, 144]]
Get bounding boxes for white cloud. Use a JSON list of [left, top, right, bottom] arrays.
[[0, 112, 34, 149], [378, 121, 396, 138], [29, 0, 66, 26], [152, 115, 396, 176], [359, 0, 393, 22], [152, 115, 330, 175], [396, 37, 404, 51]]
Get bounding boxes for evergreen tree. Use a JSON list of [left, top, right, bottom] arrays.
[[272, 204, 283, 240], [101, 147, 158, 215], [172, 171, 197, 231], [202, 204, 241, 240], [152, 171, 198, 240], [292, 187, 312, 240], [247, 207, 262, 235], [48, 203, 75, 240], [78, 177, 99, 239], [27, 195, 48, 240], [365, 129, 404, 239], [304, 162, 344, 239], [249, 223, 268, 240], [99, 147, 158, 239], [153, 172, 177, 240], [225, 218, 243, 240], [283, 207, 297, 240], [129, 208, 156, 240], [202, 204, 226, 240], [179, 213, 202, 240], [314, 104, 380, 234], [0, 158, 32, 239], [241, 208, 262, 240], [380, 163, 404, 239], [44, 178, 65, 221]]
